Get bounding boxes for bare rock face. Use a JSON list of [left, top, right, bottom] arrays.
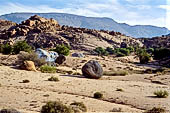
[[23, 61, 37, 72], [0, 109, 21, 113], [82, 60, 103, 79]]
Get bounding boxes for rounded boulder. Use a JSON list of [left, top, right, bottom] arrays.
[[82, 60, 103, 79]]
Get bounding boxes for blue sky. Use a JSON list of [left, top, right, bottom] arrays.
[[0, 0, 169, 29]]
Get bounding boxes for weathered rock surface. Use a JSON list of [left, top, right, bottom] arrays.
[[82, 60, 103, 79], [0, 15, 143, 52]]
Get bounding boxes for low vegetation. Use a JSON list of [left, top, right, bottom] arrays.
[[48, 76, 59, 82], [136, 48, 151, 64], [70, 102, 87, 112], [41, 101, 73, 113], [40, 65, 57, 73], [51, 44, 70, 56], [94, 47, 108, 56], [18, 51, 46, 67], [93, 92, 103, 99], [0, 41, 32, 55], [144, 107, 166, 113], [154, 90, 169, 98]]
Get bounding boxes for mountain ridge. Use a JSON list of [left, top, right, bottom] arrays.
[[0, 12, 169, 38]]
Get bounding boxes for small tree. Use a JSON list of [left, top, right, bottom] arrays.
[[136, 48, 151, 64], [94, 47, 108, 56], [52, 44, 70, 56], [13, 41, 32, 54], [1, 43, 13, 55]]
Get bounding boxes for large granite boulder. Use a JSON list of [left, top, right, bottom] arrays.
[[35, 48, 59, 62], [82, 60, 103, 79]]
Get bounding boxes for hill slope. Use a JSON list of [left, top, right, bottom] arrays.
[[0, 13, 169, 38]]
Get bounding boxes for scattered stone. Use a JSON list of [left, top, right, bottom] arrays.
[[24, 61, 37, 72], [72, 53, 84, 58], [55, 55, 66, 65], [82, 60, 103, 79]]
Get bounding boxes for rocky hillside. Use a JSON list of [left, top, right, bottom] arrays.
[[0, 15, 143, 52], [0, 13, 169, 38], [140, 34, 170, 48]]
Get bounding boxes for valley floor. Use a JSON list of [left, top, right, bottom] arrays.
[[0, 54, 170, 113]]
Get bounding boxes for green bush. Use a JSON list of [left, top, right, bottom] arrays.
[[127, 46, 135, 53], [41, 101, 73, 113], [114, 48, 130, 57], [154, 48, 170, 60], [52, 44, 70, 56], [154, 90, 169, 98], [18, 52, 46, 67], [40, 65, 57, 73], [136, 48, 151, 64], [70, 102, 87, 112], [94, 47, 108, 56], [48, 76, 59, 82], [139, 52, 151, 64], [144, 107, 165, 113], [1, 43, 13, 55], [106, 47, 114, 54], [93, 92, 103, 99], [13, 41, 32, 54]]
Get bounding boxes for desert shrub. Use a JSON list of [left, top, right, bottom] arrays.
[[70, 102, 87, 112], [18, 52, 46, 67], [40, 65, 56, 73], [41, 101, 73, 113], [93, 92, 103, 99], [114, 48, 130, 57], [22, 79, 30, 83], [144, 107, 165, 113], [0, 43, 13, 55], [106, 47, 114, 54], [139, 52, 151, 64], [103, 70, 128, 76], [94, 47, 108, 56], [52, 44, 70, 56], [136, 48, 151, 64], [13, 41, 32, 54], [147, 48, 154, 55], [154, 48, 170, 60], [127, 46, 135, 53], [48, 76, 59, 82], [154, 90, 169, 98]]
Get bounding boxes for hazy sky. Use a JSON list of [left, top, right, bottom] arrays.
[[0, 0, 169, 29]]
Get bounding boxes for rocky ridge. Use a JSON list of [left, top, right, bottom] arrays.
[[0, 15, 143, 52]]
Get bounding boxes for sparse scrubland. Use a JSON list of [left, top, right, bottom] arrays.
[[0, 15, 170, 113]]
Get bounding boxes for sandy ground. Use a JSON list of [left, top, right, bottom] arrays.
[[0, 54, 170, 113]]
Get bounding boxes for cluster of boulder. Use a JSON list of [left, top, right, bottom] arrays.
[[0, 15, 143, 51]]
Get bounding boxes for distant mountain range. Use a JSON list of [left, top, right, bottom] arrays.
[[0, 13, 169, 38]]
